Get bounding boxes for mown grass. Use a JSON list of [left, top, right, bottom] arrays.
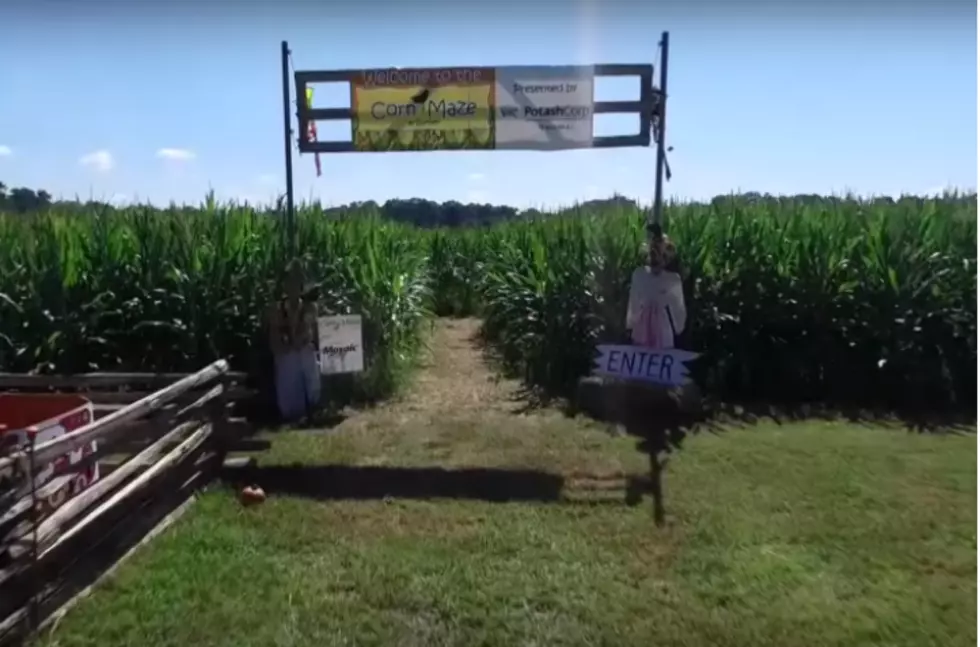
[[33, 420, 976, 647], [31, 318, 977, 647]]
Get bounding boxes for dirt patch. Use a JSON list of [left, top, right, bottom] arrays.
[[263, 318, 645, 479], [403, 318, 521, 414]]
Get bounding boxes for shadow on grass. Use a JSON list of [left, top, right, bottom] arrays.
[[220, 463, 571, 504], [508, 373, 974, 437], [471, 321, 976, 436]]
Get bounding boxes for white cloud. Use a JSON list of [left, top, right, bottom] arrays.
[[79, 149, 114, 172], [0, 145, 11, 157], [467, 172, 486, 182], [156, 148, 196, 161]]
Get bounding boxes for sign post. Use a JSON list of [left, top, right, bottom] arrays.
[[283, 37, 687, 525], [651, 31, 670, 234], [280, 41, 296, 257]]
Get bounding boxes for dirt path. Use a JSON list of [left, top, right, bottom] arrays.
[[270, 318, 639, 478], [401, 318, 520, 416]]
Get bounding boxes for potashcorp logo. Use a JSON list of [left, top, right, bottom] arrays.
[[499, 105, 593, 120]]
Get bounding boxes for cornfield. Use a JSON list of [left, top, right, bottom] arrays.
[[1, 194, 975, 412], [0, 199, 429, 402], [471, 196, 978, 411]]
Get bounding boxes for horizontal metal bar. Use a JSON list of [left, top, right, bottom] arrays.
[[299, 140, 357, 153], [594, 64, 654, 77], [295, 63, 653, 87], [298, 133, 651, 154], [304, 108, 351, 121], [593, 101, 645, 115], [593, 133, 651, 148], [301, 100, 649, 123], [296, 70, 352, 84]]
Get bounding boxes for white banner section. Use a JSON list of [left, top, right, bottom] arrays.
[[494, 66, 595, 150]]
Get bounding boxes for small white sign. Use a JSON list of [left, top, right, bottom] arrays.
[[317, 315, 364, 375], [494, 66, 595, 150], [593, 344, 699, 387]]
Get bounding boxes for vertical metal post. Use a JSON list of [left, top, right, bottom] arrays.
[[281, 40, 296, 256], [651, 31, 670, 234]]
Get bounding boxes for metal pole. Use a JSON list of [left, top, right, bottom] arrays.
[[281, 40, 296, 256], [651, 31, 670, 236]]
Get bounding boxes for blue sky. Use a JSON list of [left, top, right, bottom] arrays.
[[0, 0, 976, 208]]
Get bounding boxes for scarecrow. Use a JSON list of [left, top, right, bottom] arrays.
[[625, 223, 686, 349], [267, 259, 321, 422]]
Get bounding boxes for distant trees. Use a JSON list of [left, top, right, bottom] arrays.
[[0, 182, 52, 213], [0, 183, 645, 226], [1, 181, 970, 225], [368, 198, 521, 227], [318, 194, 643, 228]]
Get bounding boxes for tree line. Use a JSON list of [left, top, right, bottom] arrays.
[[0, 182, 643, 226], [0, 182, 53, 213], [1, 181, 972, 227]]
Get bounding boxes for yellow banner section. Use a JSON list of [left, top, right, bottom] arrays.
[[352, 82, 494, 152]]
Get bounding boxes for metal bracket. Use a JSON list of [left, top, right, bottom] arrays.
[[650, 87, 665, 144]]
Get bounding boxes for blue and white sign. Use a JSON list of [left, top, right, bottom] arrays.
[[593, 344, 699, 387]]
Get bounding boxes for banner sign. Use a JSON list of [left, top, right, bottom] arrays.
[[350, 65, 596, 152], [494, 66, 595, 150], [351, 67, 495, 152], [593, 344, 699, 388], [317, 314, 364, 375]]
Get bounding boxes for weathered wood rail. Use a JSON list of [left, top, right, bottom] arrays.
[[0, 361, 260, 646]]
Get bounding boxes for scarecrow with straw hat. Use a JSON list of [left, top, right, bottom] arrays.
[[266, 258, 321, 422]]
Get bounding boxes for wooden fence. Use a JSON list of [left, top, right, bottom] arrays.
[[0, 360, 257, 645]]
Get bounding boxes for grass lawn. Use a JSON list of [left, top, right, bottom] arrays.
[[34, 320, 977, 647]]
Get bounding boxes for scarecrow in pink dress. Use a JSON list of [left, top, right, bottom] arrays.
[[626, 229, 686, 350]]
